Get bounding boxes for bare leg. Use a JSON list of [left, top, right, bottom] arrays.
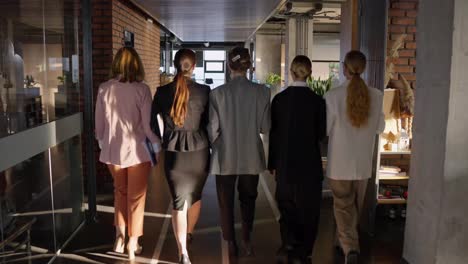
[[187, 200, 202, 235], [172, 201, 189, 256]]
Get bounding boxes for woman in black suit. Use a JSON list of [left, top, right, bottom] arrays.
[[268, 55, 326, 264], [151, 49, 210, 264]]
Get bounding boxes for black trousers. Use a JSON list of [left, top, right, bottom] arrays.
[[276, 178, 323, 257], [216, 174, 259, 242]]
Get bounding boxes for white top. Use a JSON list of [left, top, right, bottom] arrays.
[[324, 82, 385, 180], [291, 81, 308, 87]]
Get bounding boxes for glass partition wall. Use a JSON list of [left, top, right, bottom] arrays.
[[0, 0, 84, 262]]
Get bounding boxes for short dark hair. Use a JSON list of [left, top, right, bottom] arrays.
[[228, 47, 252, 72]]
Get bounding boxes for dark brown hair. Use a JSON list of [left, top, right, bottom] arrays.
[[228, 47, 252, 72], [290, 55, 312, 80], [171, 49, 196, 127], [110, 47, 145, 82], [345, 50, 370, 128]]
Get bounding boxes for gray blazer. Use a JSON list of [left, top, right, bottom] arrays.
[[208, 76, 271, 175]]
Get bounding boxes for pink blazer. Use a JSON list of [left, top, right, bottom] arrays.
[[95, 79, 161, 168]]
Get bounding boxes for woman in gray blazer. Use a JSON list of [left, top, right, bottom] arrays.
[[208, 47, 271, 259]]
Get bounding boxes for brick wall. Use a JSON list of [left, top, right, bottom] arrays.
[[112, 0, 160, 94], [388, 0, 418, 88], [80, 0, 115, 189]]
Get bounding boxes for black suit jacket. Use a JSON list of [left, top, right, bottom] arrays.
[[268, 86, 326, 184], [151, 79, 211, 152]]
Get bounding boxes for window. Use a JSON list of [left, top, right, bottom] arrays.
[[205, 61, 225, 73]]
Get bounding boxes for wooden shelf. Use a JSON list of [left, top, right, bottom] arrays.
[[378, 198, 407, 205], [379, 175, 409, 180], [381, 150, 411, 155]]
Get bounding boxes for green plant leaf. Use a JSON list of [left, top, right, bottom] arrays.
[[265, 73, 281, 86]]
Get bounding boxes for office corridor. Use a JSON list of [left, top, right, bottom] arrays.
[[51, 161, 404, 264]]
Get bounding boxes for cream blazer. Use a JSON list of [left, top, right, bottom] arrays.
[[324, 82, 385, 180]]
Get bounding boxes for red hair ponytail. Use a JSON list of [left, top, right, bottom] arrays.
[[170, 49, 196, 127]]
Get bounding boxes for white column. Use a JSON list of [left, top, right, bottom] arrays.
[[339, 0, 359, 82], [285, 18, 296, 85], [285, 17, 314, 85], [403, 0, 468, 263]]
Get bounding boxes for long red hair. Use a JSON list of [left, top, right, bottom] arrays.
[[171, 49, 196, 127]]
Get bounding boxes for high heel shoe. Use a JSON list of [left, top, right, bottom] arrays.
[[179, 254, 191, 264], [135, 244, 143, 254], [241, 240, 254, 257], [113, 235, 125, 254], [187, 233, 193, 251], [127, 241, 143, 260], [187, 233, 193, 244], [227, 241, 239, 259]]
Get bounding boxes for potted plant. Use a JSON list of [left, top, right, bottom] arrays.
[[24, 75, 38, 88], [306, 76, 332, 156], [307, 76, 332, 97], [265, 73, 281, 88], [265, 73, 282, 98], [57, 75, 66, 92]]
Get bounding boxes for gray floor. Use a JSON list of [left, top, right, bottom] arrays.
[[1, 147, 405, 264], [55, 164, 404, 264]]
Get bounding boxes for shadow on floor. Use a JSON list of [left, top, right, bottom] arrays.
[[57, 186, 405, 264]]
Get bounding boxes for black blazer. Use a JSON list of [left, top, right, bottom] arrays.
[[268, 86, 326, 183], [151, 79, 211, 152]]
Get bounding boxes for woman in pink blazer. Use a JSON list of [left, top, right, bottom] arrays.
[[95, 47, 161, 260]]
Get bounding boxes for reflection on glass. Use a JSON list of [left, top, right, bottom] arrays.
[[0, 138, 84, 260], [0, 0, 80, 138], [0, 0, 84, 261], [50, 136, 84, 250], [1, 150, 56, 255]]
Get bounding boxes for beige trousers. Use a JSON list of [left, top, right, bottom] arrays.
[[328, 178, 369, 255]]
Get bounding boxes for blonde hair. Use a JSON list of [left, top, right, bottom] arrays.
[[171, 49, 196, 127], [290, 55, 312, 80], [345, 50, 370, 128], [110, 47, 145, 82]]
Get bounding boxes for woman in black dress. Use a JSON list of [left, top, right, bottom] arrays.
[[151, 49, 210, 264]]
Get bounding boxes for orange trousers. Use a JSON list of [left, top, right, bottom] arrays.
[[107, 162, 150, 237]]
